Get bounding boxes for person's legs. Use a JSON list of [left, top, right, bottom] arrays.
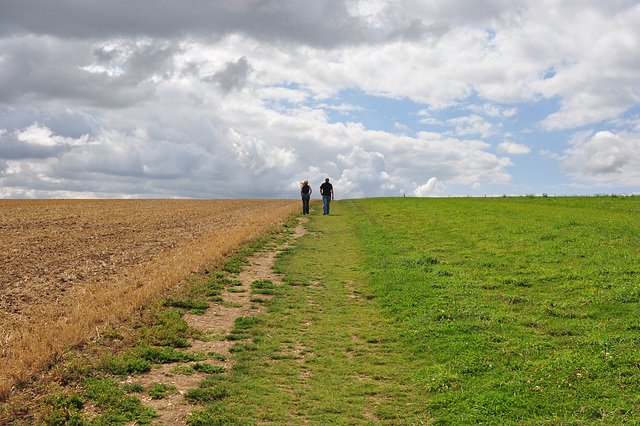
[[322, 196, 329, 214], [302, 194, 310, 214]]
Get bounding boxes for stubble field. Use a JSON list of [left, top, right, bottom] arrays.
[[0, 199, 298, 397]]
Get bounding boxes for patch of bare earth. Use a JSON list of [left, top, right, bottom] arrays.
[[126, 217, 308, 425]]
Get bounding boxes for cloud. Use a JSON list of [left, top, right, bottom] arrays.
[[446, 114, 494, 138], [221, 0, 262, 14], [335, 146, 402, 198], [562, 130, 640, 185], [16, 123, 88, 147], [413, 177, 443, 197], [0, 123, 89, 160], [498, 142, 530, 155], [206, 57, 253, 93], [0, 0, 375, 47], [469, 103, 518, 118], [0, 35, 160, 108], [526, 3, 640, 130], [230, 130, 298, 175], [1, 1, 639, 198]]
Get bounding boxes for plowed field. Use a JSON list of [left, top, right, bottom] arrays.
[[0, 199, 298, 396]]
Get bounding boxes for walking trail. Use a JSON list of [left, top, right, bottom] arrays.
[[124, 216, 308, 425]]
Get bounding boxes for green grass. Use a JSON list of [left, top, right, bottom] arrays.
[[148, 383, 178, 400], [345, 197, 640, 424], [194, 196, 640, 424]]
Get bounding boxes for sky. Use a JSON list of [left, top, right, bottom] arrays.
[[0, 0, 639, 199]]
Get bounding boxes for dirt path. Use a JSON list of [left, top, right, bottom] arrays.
[[125, 216, 308, 425]]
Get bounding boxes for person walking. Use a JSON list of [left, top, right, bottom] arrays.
[[300, 180, 312, 215], [319, 177, 334, 215]]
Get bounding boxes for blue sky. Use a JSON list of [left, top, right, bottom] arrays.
[[0, 0, 639, 199]]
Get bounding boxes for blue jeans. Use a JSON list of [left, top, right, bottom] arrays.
[[322, 196, 331, 214], [301, 194, 310, 214]]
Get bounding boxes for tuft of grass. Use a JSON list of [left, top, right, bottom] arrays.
[[43, 393, 86, 425], [233, 316, 261, 330], [122, 383, 145, 393], [251, 279, 275, 289], [98, 352, 151, 376], [83, 378, 158, 424], [164, 298, 209, 310], [184, 386, 229, 404], [138, 308, 202, 348], [221, 255, 249, 274], [192, 363, 227, 374], [148, 383, 178, 400], [171, 363, 227, 376], [208, 352, 227, 361]]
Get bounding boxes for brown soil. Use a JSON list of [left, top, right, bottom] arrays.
[[0, 199, 296, 325]]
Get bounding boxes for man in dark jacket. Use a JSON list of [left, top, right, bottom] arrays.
[[319, 177, 334, 215]]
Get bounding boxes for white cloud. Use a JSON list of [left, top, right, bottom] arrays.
[[230, 130, 298, 174], [446, 114, 494, 138], [498, 142, 530, 155], [469, 103, 518, 118], [16, 123, 89, 147], [412, 177, 443, 197], [417, 110, 442, 125], [335, 146, 402, 198], [562, 130, 640, 185]]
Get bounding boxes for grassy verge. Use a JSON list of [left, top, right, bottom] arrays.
[[188, 196, 640, 425]]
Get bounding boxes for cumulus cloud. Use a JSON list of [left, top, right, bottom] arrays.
[[16, 123, 88, 147], [335, 146, 401, 198], [413, 177, 443, 197], [562, 130, 640, 185], [0, 123, 89, 160], [498, 142, 530, 155], [231, 130, 298, 175]]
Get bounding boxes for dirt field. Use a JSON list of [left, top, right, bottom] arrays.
[[0, 199, 298, 396], [0, 199, 293, 319]]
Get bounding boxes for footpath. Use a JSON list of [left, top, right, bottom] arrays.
[[129, 216, 308, 425]]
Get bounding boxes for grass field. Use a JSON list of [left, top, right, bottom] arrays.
[[193, 196, 640, 424], [3, 196, 640, 424]]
